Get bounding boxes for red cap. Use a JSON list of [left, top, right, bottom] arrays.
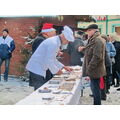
[[41, 23, 55, 32], [42, 23, 53, 29]]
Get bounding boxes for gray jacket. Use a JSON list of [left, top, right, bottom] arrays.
[[65, 38, 84, 66]]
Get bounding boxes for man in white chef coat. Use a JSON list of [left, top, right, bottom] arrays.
[[31, 23, 56, 87], [26, 26, 75, 90]]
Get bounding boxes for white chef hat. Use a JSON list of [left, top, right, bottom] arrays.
[[62, 26, 74, 42]]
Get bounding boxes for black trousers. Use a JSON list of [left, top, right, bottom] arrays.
[[106, 67, 112, 90], [29, 72, 49, 91], [112, 64, 120, 85], [45, 69, 53, 81], [90, 78, 101, 105]]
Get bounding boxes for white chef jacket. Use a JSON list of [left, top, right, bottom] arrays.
[[26, 36, 64, 78]]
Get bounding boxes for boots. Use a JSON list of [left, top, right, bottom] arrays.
[[101, 89, 107, 100], [114, 84, 119, 87]]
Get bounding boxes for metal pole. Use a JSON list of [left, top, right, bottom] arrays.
[[106, 15, 108, 34]]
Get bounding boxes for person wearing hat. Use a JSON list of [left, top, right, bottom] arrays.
[[30, 23, 56, 87], [26, 25, 74, 90], [63, 30, 85, 66], [0, 29, 15, 82], [82, 24, 106, 105], [32, 23, 56, 53]]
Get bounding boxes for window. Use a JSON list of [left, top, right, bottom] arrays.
[[115, 27, 120, 35]]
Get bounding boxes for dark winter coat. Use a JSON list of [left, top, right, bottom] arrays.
[[32, 35, 45, 53], [0, 36, 15, 59], [105, 47, 112, 68], [113, 41, 120, 72], [65, 38, 84, 66], [82, 32, 106, 79], [105, 48, 112, 76]]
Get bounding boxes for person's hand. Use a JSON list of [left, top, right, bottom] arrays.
[[56, 70, 63, 75], [63, 66, 73, 72], [78, 46, 85, 52], [57, 51, 63, 56]]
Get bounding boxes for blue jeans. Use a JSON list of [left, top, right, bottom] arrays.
[[0, 58, 10, 81], [90, 78, 101, 105]]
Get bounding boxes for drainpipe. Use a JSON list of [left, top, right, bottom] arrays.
[[106, 15, 108, 34]]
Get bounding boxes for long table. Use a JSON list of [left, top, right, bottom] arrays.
[[16, 66, 83, 105]]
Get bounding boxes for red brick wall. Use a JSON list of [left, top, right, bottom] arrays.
[[0, 17, 77, 76]]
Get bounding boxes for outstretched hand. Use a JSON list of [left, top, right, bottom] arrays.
[[63, 66, 73, 72]]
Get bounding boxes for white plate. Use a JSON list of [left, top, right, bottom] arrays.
[[42, 95, 54, 100], [38, 89, 52, 93], [49, 80, 61, 84], [52, 89, 62, 94], [61, 91, 73, 94]]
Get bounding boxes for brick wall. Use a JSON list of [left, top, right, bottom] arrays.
[[0, 17, 77, 76]]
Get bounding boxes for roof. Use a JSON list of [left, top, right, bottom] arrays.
[[0, 15, 95, 22]]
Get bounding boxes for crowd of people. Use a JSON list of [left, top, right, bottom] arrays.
[[0, 23, 120, 105], [65, 24, 120, 105], [30, 23, 120, 105]]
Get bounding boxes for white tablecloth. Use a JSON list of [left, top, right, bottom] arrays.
[[16, 67, 83, 105]]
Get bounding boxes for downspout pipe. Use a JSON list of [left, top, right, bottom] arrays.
[[106, 15, 108, 35]]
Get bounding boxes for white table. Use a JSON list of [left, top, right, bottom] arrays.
[[16, 67, 83, 105]]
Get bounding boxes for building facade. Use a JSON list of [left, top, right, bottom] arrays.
[[0, 16, 79, 76], [0, 15, 95, 76], [78, 15, 120, 35]]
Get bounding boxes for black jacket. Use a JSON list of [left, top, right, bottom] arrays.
[[113, 41, 120, 71], [32, 35, 45, 53], [65, 38, 84, 66], [105, 48, 111, 68]]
